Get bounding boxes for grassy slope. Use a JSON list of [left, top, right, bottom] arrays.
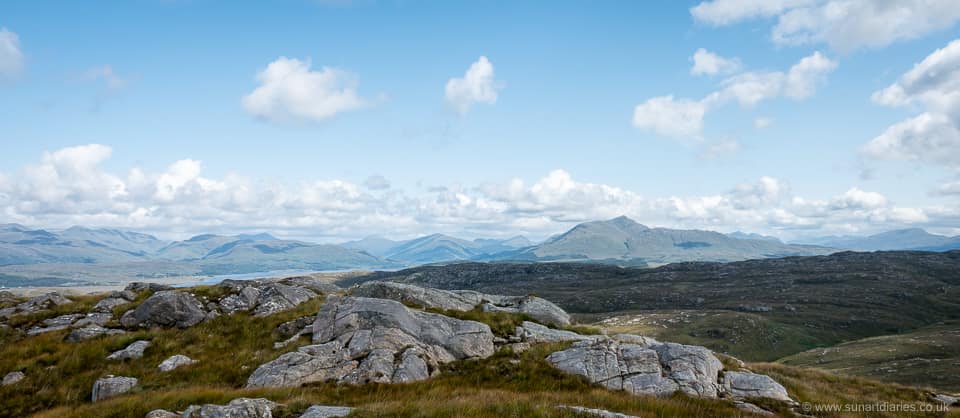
[[779, 321, 960, 392], [0, 292, 955, 418]]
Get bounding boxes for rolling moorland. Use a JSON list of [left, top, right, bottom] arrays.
[[342, 251, 960, 391]]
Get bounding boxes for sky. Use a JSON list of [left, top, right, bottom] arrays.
[[0, 0, 959, 242]]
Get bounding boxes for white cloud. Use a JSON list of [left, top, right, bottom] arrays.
[[242, 57, 368, 122], [632, 96, 707, 138], [363, 175, 391, 190], [699, 139, 742, 159], [445, 56, 501, 114], [692, 0, 960, 52], [864, 39, 960, 169], [690, 48, 742, 76], [754, 117, 773, 129], [937, 179, 960, 196], [83, 65, 127, 90], [634, 52, 835, 138], [2, 146, 956, 241], [0, 27, 24, 78]]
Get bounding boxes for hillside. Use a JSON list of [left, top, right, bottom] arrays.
[[345, 251, 960, 363], [795, 228, 960, 252], [1, 280, 956, 417], [485, 216, 833, 264]]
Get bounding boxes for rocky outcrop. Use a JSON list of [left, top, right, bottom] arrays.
[[125, 282, 173, 293], [246, 295, 494, 388], [556, 405, 639, 418], [930, 393, 958, 406], [182, 397, 277, 418], [93, 297, 132, 313], [66, 325, 125, 342], [299, 405, 354, 418], [652, 342, 724, 397], [351, 281, 572, 326], [277, 316, 316, 338], [91, 375, 138, 401], [2, 371, 24, 386], [26, 313, 83, 335], [515, 321, 598, 343], [722, 371, 792, 402], [108, 340, 152, 360], [158, 355, 196, 372], [1, 292, 72, 318], [144, 410, 179, 418], [280, 276, 341, 295], [120, 291, 207, 329], [216, 281, 317, 317]]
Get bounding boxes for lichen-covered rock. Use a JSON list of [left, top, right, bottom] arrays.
[[75, 312, 113, 327], [124, 282, 173, 293], [93, 297, 131, 313], [556, 405, 639, 418], [516, 321, 598, 343], [182, 397, 277, 418], [0, 292, 71, 318], [26, 313, 83, 335], [91, 375, 138, 401], [158, 354, 197, 372], [277, 316, 316, 338], [723, 371, 793, 402], [547, 339, 679, 396], [650, 342, 724, 397], [108, 340, 152, 360], [145, 409, 179, 418], [66, 325, 126, 342], [120, 291, 206, 329], [280, 276, 342, 294], [299, 405, 354, 418], [247, 295, 493, 388], [2, 371, 24, 386], [219, 287, 261, 314], [253, 284, 316, 317], [351, 282, 572, 326]]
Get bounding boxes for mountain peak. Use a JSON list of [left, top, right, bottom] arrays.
[[607, 215, 648, 230]]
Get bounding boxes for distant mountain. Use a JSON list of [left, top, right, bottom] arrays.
[[472, 236, 534, 254], [0, 224, 160, 265], [726, 231, 782, 243], [484, 216, 832, 264], [794, 228, 960, 252], [341, 236, 401, 257], [383, 234, 483, 264]]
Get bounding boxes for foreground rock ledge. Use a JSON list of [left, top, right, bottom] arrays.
[[246, 295, 494, 387]]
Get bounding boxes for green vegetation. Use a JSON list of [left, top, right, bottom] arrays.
[[780, 321, 960, 392], [2, 293, 958, 417]]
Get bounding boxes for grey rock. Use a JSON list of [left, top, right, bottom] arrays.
[[2, 371, 24, 386], [253, 284, 316, 317], [91, 375, 138, 401], [67, 325, 126, 342], [277, 316, 316, 337], [930, 393, 958, 406], [120, 291, 207, 329], [723, 371, 792, 402], [219, 287, 261, 314], [108, 340, 152, 360], [0, 290, 17, 305], [517, 321, 598, 344], [733, 401, 775, 416], [547, 339, 678, 396], [75, 312, 113, 327], [182, 397, 277, 418], [94, 297, 131, 313], [481, 294, 572, 327], [299, 405, 354, 418], [612, 333, 660, 346], [158, 355, 197, 372], [556, 405, 639, 418], [281, 276, 342, 294], [21, 292, 72, 311], [27, 313, 83, 335], [145, 410, 179, 418], [651, 342, 723, 397], [247, 295, 493, 388], [110, 290, 138, 301], [125, 282, 173, 293]]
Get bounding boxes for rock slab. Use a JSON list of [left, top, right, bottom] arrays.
[[120, 291, 207, 328], [92, 375, 138, 401]]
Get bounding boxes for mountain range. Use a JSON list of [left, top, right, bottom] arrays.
[[1, 217, 959, 284]]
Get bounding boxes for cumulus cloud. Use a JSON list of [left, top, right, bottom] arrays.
[[634, 51, 835, 138], [690, 48, 742, 76], [242, 57, 368, 122], [863, 39, 960, 169], [632, 96, 707, 138], [445, 56, 501, 114], [1, 145, 956, 241], [0, 27, 24, 78], [691, 0, 960, 52]]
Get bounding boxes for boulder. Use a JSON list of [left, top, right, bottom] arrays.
[[556, 405, 639, 418], [277, 316, 316, 337], [182, 397, 277, 418], [1, 292, 71, 318], [75, 312, 113, 327], [120, 291, 207, 328], [219, 286, 261, 314], [280, 276, 342, 294], [547, 339, 679, 396], [91, 375, 138, 401], [351, 282, 572, 326], [27, 313, 82, 335], [253, 284, 316, 317], [158, 355, 197, 372], [516, 321, 599, 344], [299, 405, 354, 418], [145, 410, 179, 418], [2, 371, 24, 386], [247, 295, 494, 388], [93, 297, 131, 313], [66, 325, 126, 342], [650, 342, 724, 397], [124, 282, 173, 293], [722, 371, 793, 402], [108, 340, 152, 361]]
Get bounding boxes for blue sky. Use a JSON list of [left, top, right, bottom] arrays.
[[1, 0, 959, 241]]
